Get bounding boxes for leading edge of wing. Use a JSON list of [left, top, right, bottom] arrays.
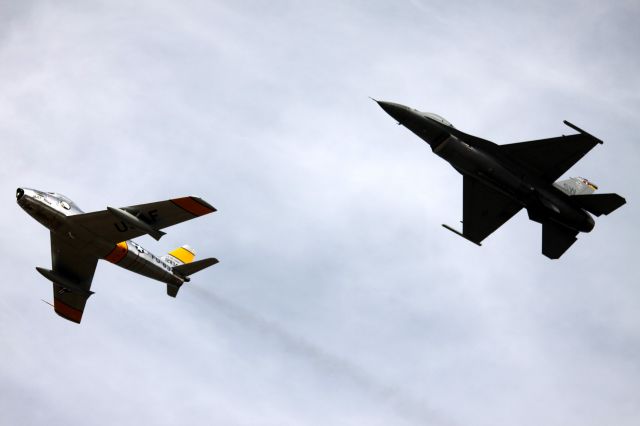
[[68, 196, 216, 244], [499, 133, 599, 183]]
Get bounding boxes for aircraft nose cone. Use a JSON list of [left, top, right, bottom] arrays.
[[376, 101, 421, 128], [376, 100, 409, 121], [16, 188, 24, 200]]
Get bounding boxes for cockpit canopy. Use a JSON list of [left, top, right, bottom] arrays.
[[46, 191, 82, 212], [422, 112, 455, 128], [47, 191, 69, 201]]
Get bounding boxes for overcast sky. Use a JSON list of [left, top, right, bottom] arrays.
[[1, 1, 639, 425]]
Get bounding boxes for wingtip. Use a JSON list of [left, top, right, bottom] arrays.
[[442, 224, 482, 246], [563, 120, 603, 144], [192, 197, 217, 213], [172, 196, 216, 216]]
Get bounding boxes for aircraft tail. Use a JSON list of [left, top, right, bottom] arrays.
[[163, 245, 218, 297], [554, 177, 598, 195], [571, 193, 626, 217]]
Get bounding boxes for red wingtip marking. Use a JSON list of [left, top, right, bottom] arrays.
[[54, 299, 83, 323], [171, 197, 215, 216]]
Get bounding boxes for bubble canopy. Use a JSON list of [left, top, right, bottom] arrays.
[[46, 191, 83, 212], [421, 112, 455, 128]]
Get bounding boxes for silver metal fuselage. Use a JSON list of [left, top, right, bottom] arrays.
[[16, 188, 183, 287], [379, 102, 595, 233]]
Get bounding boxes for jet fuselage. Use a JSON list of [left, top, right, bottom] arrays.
[[377, 102, 595, 233]]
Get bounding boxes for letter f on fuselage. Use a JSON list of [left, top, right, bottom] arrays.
[[376, 100, 625, 258]]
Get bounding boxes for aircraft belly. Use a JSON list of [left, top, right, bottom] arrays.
[[105, 241, 175, 284], [143, 265, 174, 284], [23, 202, 65, 231], [531, 188, 595, 233], [433, 136, 461, 159], [120, 248, 142, 271], [436, 137, 537, 201], [440, 139, 511, 184], [45, 220, 115, 261]]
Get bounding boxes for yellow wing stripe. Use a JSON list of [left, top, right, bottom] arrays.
[[169, 246, 195, 264]]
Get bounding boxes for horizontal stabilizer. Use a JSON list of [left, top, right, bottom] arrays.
[[571, 193, 626, 217], [173, 257, 219, 278], [542, 221, 578, 259]]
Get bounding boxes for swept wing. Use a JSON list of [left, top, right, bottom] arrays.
[[448, 176, 523, 245], [69, 196, 216, 243], [500, 132, 600, 183], [47, 232, 98, 323]]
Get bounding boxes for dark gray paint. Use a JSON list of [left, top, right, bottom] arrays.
[[376, 100, 625, 258]]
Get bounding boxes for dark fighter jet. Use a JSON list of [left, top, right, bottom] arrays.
[[376, 100, 626, 259]]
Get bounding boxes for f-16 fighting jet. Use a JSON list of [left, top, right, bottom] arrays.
[[376, 100, 626, 259], [17, 188, 218, 323]]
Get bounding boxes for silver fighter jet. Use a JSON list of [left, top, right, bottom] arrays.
[[17, 188, 218, 323]]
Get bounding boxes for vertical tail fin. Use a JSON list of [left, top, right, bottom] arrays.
[[554, 177, 598, 195], [162, 245, 218, 298], [162, 244, 196, 266]]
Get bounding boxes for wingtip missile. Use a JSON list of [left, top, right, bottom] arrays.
[[563, 120, 603, 144]]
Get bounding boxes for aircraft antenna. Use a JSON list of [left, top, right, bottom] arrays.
[[40, 299, 55, 308]]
